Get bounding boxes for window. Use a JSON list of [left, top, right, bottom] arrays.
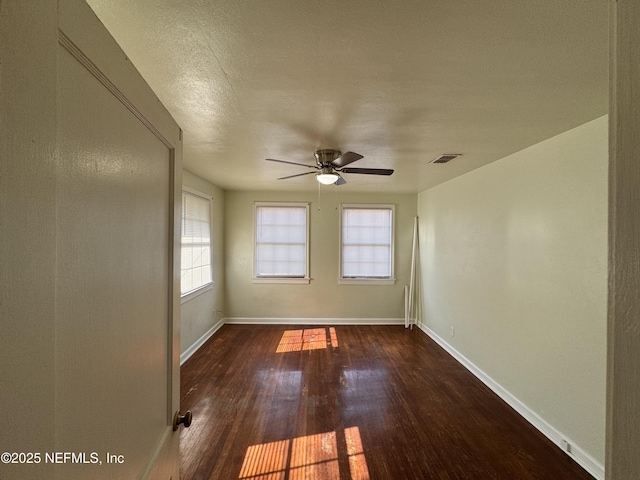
[[254, 202, 310, 284], [340, 204, 395, 284], [181, 187, 212, 298]]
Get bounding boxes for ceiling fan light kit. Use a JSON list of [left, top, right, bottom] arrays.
[[316, 170, 340, 185], [265, 149, 394, 186]]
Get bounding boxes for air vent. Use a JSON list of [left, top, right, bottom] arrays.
[[429, 154, 462, 164]]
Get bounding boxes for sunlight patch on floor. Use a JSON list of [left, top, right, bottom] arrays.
[[238, 427, 369, 480], [276, 327, 339, 353]]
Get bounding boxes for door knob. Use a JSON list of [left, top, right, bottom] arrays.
[[173, 410, 193, 431]]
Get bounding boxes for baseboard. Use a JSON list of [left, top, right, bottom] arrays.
[[416, 322, 604, 480], [223, 317, 405, 326], [180, 319, 224, 365]]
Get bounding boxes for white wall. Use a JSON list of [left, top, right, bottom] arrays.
[[225, 190, 417, 321], [418, 116, 608, 470], [180, 170, 225, 357]]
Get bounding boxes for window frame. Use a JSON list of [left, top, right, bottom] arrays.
[[339, 203, 396, 285], [180, 186, 214, 303], [253, 201, 311, 284]]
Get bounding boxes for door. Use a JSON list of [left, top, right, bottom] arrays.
[[55, 2, 182, 479]]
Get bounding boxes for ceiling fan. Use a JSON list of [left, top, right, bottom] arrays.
[[265, 149, 394, 185]]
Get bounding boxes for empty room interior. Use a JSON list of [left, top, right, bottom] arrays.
[[3, 1, 640, 480]]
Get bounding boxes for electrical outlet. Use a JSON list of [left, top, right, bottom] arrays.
[[560, 439, 571, 453], [450, 326, 455, 337]]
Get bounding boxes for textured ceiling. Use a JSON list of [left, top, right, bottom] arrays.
[[86, 0, 608, 193]]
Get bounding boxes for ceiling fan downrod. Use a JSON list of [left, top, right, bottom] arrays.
[[314, 149, 341, 166]]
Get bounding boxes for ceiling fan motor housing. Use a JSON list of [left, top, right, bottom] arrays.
[[314, 149, 341, 166], [319, 166, 336, 175]]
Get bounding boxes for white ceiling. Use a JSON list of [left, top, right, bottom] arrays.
[[86, 0, 608, 194]]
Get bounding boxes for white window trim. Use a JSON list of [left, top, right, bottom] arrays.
[[181, 283, 213, 304], [339, 203, 396, 285], [253, 201, 311, 285], [181, 186, 214, 301]]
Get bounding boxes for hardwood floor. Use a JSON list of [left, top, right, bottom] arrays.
[[179, 325, 594, 479]]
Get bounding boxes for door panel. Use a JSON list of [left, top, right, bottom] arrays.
[[55, 3, 181, 478]]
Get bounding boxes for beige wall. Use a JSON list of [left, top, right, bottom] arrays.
[[0, 3, 58, 478], [418, 116, 608, 465], [2, 2, 183, 478], [181, 170, 225, 353], [225, 190, 417, 320]]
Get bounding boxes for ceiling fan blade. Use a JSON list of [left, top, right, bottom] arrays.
[[335, 175, 347, 186], [265, 158, 318, 169], [277, 171, 317, 180], [341, 167, 394, 176], [331, 151, 363, 168]]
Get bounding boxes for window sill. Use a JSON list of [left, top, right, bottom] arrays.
[[338, 278, 396, 285], [252, 277, 311, 285], [181, 282, 213, 304]]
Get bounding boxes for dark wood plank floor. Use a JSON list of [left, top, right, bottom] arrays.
[[179, 325, 594, 480]]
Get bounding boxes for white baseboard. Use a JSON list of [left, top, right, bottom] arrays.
[[416, 322, 604, 480], [180, 319, 224, 365], [223, 317, 405, 325]]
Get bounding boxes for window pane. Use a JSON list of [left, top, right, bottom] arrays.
[[255, 205, 308, 277], [342, 207, 393, 279], [181, 191, 212, 295]]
